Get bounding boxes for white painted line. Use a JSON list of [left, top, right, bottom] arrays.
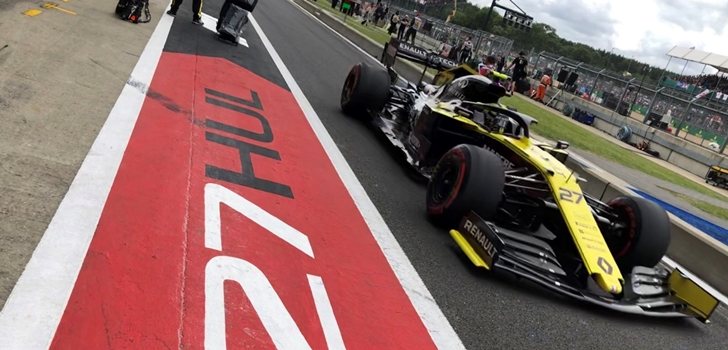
[[0, 10, 175, 350], [307, 274, 346, 350], [248, 14, 465, 350], [204, 183, 314, 257], [200, 12, 249, 47]]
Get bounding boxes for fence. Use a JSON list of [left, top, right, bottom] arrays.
[[531, 52, 728, 155], [384, 2, 513, 61]]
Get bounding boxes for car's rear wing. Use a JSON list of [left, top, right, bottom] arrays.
[[381, 38, 514, 89], [381, 37, 458, 71]]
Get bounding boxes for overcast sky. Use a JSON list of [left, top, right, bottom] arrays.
[[472, 0, 728, 74]]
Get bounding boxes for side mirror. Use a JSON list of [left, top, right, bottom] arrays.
[[555, 140, 570, 150]]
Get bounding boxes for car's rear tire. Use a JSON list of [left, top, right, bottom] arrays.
[[340, 63, 390, 117], [605, 196, 671, 271], [426, 144, 505, 227]]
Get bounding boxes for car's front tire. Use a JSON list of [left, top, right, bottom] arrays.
[[605, 196, 671, 271], [340, 63, 390, 118], [426, 144, 505, 227]]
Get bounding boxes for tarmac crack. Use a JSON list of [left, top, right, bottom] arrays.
[[100, 294, 113, 349], [175, 50, 201, 350]]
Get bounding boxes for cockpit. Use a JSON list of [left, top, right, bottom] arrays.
[[437, 75, 508, 105], [431, 76, 535, 138]]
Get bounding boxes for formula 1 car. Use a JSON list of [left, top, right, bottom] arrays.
[[705, 165, 728, 189], [340, 61, 720, 321]]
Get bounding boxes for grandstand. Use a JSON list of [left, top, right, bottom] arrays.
[[530, 48, 728, 153]]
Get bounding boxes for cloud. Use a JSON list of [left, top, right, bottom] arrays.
[[469, 0, 728, 72]]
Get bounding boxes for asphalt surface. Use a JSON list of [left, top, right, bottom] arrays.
[[253, 0, 728, 348], [0, 0, 168, 307]]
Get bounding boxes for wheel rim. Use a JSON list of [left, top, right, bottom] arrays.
[[341, 65, 360, 106], [605, 202, 637, 259], [431, 162, 458, 204]]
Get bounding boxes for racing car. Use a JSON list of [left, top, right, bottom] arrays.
[[340, 60, 720, 321]]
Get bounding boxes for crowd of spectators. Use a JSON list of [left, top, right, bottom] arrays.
[[672, 73, 728, 95], [529, 58, 728, 137]]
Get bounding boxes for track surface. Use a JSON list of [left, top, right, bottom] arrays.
[[254, 0, 728, 348]]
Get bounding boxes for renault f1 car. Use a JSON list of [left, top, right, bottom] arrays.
[[340, 61, 720, 321]]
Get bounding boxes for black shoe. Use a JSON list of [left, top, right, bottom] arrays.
[[192, 18, 203, 25], [166, 10, 176, 16]]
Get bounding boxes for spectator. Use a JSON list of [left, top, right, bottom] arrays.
[[360, 3, 372, 25], [448, 41, 461, 61], [507, 51, 529, 85], [532, 68, 552, 103], [404, 12, 422, 45], [496, 55, 506, 72], [459, 37, 473, 64], [374, 3, 385, 25], [478, 55, 497, 76], [398, 15, 409, 41], [388, 11, 400, 36]]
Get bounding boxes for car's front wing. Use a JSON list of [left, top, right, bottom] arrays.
[[450, 211, 720, 322]]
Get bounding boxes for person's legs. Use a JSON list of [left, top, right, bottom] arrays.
[[168, 0, 184, 15], [192, 0, 203, 23], [535, 85, 545, 101], [217, 0, 231, 31], [410, 30, 417, 45]]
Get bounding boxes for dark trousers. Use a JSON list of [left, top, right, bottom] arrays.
[[170, 0, 203, 20], [404, 28, 417, 44]]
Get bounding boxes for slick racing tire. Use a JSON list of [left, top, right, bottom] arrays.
[[340, 63, 390, 117], [426, 144, 505, 226], [606, 196, 671, 271]]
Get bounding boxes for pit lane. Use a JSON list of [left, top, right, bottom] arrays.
[[253, 0, 728, 348]]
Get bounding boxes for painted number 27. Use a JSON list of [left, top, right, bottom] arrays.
[[559, 188, 583, 204], [204, 183, 346, 349]]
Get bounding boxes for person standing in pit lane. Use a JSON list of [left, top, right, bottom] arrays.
[[388, 11, 400, 36], [398, 15, 409, 41], [167, 0, 204, 25], [507, 51, 529, 94]]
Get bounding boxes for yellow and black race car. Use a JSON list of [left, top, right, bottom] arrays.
[[340, 61, 720, 322]]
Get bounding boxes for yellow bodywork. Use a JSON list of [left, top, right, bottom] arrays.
[[668, 269, 719, 321], [709, 165, 728, 175], [450, 229, 491, 269], [433, 104, 624, 294]]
